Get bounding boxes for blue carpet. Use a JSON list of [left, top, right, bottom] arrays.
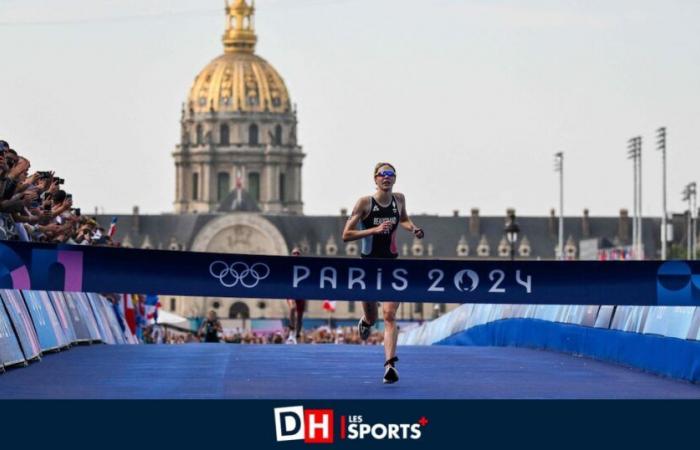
[[0, 344, 699, 399]]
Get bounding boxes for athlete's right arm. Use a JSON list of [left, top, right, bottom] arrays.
[[342, 197, 388, 242]]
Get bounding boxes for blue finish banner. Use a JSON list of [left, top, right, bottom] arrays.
[[0, 240, 699, 306]]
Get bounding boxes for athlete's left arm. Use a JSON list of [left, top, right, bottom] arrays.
[[396, 193, 424, 239]]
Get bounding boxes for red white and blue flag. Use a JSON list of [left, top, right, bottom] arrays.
[[108, 217, 118, 237], [145, 294, 161, 324]]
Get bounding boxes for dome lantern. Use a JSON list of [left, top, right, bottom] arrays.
[[223, 0, 257, 54]]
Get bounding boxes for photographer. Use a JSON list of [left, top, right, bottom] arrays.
[[198, 311, 223, 343]]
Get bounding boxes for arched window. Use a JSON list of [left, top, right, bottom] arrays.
[[217, 172, 230, 202], [229, 301, 250, 319], [220, 124, 230, 145], [196, 124, 203, 145], [274, 124, 283, 145], [278, 172, 286, 202], [192, 173, 199, 200], [248, 172, 260, 202], [249, 123, 259, 145]]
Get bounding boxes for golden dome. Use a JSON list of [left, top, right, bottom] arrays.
[[187, 0, 291, 114]]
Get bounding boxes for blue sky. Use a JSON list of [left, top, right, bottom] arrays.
[[1, 0, 698, 218]]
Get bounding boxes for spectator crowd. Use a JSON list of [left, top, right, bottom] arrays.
[[0, 138, 112, 245], [143, 325, 385, 346]]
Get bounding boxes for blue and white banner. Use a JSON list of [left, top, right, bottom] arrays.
[[0, 241, 699, 306]]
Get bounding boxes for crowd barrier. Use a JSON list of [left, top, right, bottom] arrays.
[[0, 290, 135, 372], [398, 304, 700, 382]]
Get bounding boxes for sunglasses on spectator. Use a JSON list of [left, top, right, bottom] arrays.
[[375, 170, 396, 177]]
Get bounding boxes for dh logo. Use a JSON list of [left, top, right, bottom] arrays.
[[273, 406, 334, 444]]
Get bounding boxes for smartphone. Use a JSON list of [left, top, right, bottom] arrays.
[[44, 203, 51, 212]]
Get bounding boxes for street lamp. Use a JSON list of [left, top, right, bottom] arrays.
[[627, 136, 642, 259], [504, 212, 520, 261], [656, 127, 668, 260], [682, 182, 697, 259], [554, 152, 564, 260]]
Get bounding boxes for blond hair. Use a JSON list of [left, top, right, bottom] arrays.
[[373, 162, 396, 177]]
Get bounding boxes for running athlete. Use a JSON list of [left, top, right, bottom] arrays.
[[286, 247, 306, 344], [342, 162, 424, 383]]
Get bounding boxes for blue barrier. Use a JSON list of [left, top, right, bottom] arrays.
[[69, 293, 102, 342], [48, 291, 76, 343], [86, 293, 115, 344], [0, 289, 41, 360], [0, 299, 24, 368], [100, 297, 127, 344], [21, 290, 66, 352], [60, 292, 93, 343], [436, 318, 700, 383], [0, 287, 135, 375]]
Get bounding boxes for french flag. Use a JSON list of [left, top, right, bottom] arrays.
[[145, 294, 161, 324], [122, 294, 137, 335], [108, 217, 118, 237]]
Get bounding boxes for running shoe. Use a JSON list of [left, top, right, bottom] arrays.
[[383, 357, 399, 384], [286, 335, 297, 345], [357, 318, 371, 341]]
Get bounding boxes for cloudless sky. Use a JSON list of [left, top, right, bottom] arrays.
[[1, 0, 698, 218]]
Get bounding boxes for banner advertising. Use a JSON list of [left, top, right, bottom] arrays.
[[21, 290, 67, 351], [0, 290, 41, 360], [48, 292, 76, 344], [86, 293, 116, 344], [0, 300, 25, 367], [61, 291, 92, 342], [1, 240, 700, 306]]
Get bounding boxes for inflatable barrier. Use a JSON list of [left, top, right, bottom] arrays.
[[399, 304, 700, 382]]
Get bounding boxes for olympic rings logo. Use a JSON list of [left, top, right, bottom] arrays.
[[209, 261, 271, 288]]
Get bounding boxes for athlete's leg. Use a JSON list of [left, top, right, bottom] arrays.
[[295, 300, 305, 338], [361, 301, 378, 326], [382, 302, 400, 362], [287, 299, 296, 333]]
